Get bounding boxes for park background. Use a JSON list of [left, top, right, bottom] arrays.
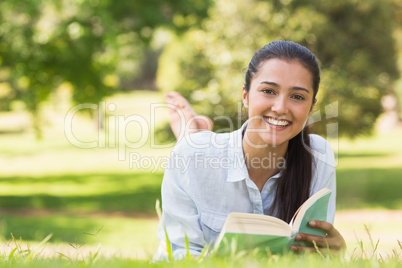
[[0, 0, 402, 262]]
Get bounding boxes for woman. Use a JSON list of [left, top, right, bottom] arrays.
[[156, 40, 345, 260]]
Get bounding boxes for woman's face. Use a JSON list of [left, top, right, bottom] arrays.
[[242, 58, 316, 149]]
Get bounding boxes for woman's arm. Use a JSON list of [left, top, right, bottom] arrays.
[[155, 142, 206, 261]]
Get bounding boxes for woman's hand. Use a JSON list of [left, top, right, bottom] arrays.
[[290, 220, 346, 255]]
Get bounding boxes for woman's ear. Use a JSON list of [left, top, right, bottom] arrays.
[[242, 85, 249, 108], [309, 98, 317, 115]]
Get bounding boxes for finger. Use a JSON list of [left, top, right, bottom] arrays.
[[296, 233, 330, 248], [298, 234, 344, 250], [290, 244, 317, 253], [309, 221, 346, 249], [309, 220, 339, 237], [297, 231, 345, 250], [290, 244, 339, 255]]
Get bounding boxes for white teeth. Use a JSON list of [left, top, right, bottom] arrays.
[[266, 117, 289, 127]]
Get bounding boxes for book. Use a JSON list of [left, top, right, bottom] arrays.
[[213, 188, 332, 255]]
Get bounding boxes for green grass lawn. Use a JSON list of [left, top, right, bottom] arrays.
[[1, 252, 402, 268], [0, 172, 162, 213], [0, 214, 159, 260], [335, 128, 402, 210], [0, 90, 401, 265]]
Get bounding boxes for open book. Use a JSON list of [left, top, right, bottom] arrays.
[[213, 188, 332, 255]]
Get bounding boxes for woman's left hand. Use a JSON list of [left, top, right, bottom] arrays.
[[290, 220, 346, 255]]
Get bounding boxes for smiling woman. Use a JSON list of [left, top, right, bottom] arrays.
[[156, 41, 346, 260], [243, 59, 316, 152]]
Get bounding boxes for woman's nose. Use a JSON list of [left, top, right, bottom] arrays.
[[271, 96, 288, 114]]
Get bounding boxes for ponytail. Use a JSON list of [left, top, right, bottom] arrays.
[[269, 126, 312, 223]]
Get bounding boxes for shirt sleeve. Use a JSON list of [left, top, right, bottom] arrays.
[[309, 135, 337, 224], [154, 143, 206, 261]]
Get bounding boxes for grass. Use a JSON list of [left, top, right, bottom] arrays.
[[0, 242, 401, 267], [334, 128, 402, 210], [1, 166, 402, 214], [0, 172, 162, 212], [0, 215, 159, 259], [0, 90, 401, 265], [337, 168, 402, 209]]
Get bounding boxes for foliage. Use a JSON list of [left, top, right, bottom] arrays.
[[0, 0, 213, 137], [157, 0, 400, 138]]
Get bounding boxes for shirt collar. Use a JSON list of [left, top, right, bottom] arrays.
[[226, 121, 283, 183]]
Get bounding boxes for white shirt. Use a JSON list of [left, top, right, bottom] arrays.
[[154, 122, 336, 260]]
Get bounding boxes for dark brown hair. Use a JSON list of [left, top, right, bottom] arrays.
[[244, 40, 320, 223]]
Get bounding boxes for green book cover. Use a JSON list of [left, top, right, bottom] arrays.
[[291, 191, 331, 246], [213, 188, 332, 255], [215, 233, 293, 255]]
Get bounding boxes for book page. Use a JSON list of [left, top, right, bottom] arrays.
[[222, 213, 292, 237]]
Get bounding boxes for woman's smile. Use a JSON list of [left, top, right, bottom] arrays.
[[262, 116, 292, 128]]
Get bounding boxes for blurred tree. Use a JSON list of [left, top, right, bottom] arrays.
[[0, 0, 213, 137], [388, 0, 402, 120], [157, 0, 399, 138]]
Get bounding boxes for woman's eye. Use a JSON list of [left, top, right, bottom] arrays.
[[292, 95, 305, 100], [262, 89, 275, 94]]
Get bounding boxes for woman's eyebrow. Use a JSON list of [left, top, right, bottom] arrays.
[[291, 86, 310, 94], [260, 81, 279, 87], [261, 81, 310, 94]]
